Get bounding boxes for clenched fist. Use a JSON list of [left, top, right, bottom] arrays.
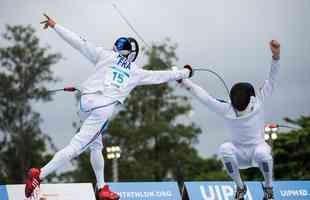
[[40, 14, 56, 29], [270, 40, 280, 60]]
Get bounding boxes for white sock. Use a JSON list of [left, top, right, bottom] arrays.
[[222, 156, 244, 188], [258, 159, 273, 188], [40, 145, 78, 179], [90, 149, 105, 189]]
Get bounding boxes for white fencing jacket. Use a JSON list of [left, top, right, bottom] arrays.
[[53, 24, 189, 110], [182, 60, 280, 145]]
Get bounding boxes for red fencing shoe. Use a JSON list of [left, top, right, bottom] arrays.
[[96, 185, 120, 200], [25, 168, 41, 198]]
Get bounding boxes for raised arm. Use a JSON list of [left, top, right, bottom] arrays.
[[259, 40, 281, 102], [40, 14, 102, 64], [181, 79, 230, 115], [135, 65, 192, 86]]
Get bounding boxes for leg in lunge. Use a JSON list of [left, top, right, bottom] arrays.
[[40, 144, 81, 179], [25, 106, 119, 200], [25, 140, 82, 198], [89, 135, 119, 200], [90, 139, 105, 190]]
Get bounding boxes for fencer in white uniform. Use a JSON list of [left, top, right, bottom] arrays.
[[42, 24, 192, 185], [180, 41, 280, 200], [25, 15, 193, 200]]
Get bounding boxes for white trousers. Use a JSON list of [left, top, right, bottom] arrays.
[[218, 141, 273, 188], [73, 94, 118, 153], [218, 142, 272, 169], [40, 95, 117, 189]]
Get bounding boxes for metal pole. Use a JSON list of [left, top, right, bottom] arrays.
[[113, 158, 119, 182]]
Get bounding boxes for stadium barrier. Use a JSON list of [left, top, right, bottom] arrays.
[[0, 182, 182, 200], [0, 183, 96, 200], [182, 181, 310, 200], [1, 181, 310, 200]]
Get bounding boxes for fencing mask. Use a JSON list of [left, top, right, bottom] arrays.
[[230, 82, 255, 111], [113, 37, 139, 62]]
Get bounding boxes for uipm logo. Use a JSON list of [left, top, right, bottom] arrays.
[[199, 185, 253, 200]]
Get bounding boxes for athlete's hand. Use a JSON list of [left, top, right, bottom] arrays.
[[171, 66, 183, 83], [270, 40, 280, 60], [40, 14, 56, 29], [172, 65, 193, 83]]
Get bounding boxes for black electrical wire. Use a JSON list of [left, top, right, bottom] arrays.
[[193, 68, 230, 97]]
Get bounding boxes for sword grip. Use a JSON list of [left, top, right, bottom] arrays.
[[63, 87, 77, 92]]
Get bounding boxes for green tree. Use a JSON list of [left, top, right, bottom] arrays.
[[0, 25, 61, 183], [273, 116, 310, 179], [242, 116, 310, 181]]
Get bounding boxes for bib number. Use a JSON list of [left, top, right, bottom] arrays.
[[108, 67, 129, 88], [112, 71, 125, 84]]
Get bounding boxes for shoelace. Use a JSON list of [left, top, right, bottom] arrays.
[[31, 178, 40, 188]]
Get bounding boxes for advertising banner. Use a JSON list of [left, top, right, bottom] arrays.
[[109, 182, 181, 200], [0, 183, 96, 200], [183, 181, 310, 200]]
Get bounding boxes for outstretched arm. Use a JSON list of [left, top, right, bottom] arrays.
[[259, 40, 281, 102], [40, 14, 102, 64], [181, 79, 230, 115], [136, 65, 192, 86]]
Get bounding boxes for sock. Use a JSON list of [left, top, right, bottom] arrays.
[[40, 145, 78, 179], [258, 160, 273, 188], [222, 156, 244, 188], [90, 149, 105, 189]]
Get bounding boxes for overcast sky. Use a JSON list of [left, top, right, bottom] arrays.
[[1, 0, 310, 159]]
